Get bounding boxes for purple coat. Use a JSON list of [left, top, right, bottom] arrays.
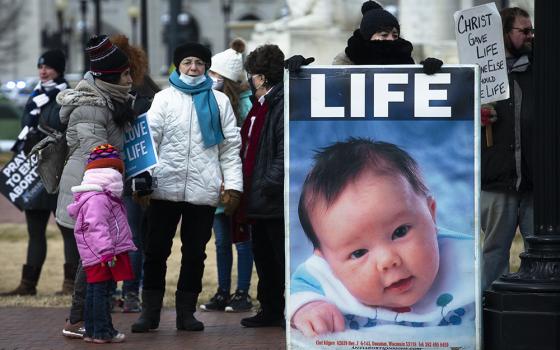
[[67, 184, 137, 268]]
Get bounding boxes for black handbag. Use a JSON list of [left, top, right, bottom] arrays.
[[22, 127, 44, 156], [29, 124, 68, 194]]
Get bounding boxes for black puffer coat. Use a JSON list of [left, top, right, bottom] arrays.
[[246, 83, 284, 219], [20, 87, 67, 210], [481, 55, 533, 193]]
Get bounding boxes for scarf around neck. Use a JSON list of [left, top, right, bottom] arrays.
[[169, 70, 224, 148], [25, 76, 69, 114], [345, 30, 415, 65], [84, 71, 132, 107]]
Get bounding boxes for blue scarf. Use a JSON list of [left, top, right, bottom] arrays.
[[169, 71, 224, 148]]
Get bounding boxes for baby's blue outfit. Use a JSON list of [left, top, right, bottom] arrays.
[[289, 228, 475, 330]]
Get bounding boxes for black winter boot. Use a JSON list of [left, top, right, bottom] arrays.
[[55, 263, 77, 296], [0, 265, 41, 296], [176, 290, 204, 331], [131, 289, 165, 333]]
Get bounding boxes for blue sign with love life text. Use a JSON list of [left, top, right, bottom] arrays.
[[123, 113, 158, 179]]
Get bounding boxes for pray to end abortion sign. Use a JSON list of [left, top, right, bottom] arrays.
[[454, 3, 509, 104]]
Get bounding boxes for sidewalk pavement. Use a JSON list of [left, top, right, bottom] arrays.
[[0, 307, 286, 350]]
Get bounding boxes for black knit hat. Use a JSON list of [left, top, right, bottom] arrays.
[[359, 1, 400, 40], [173, 42, 212, 70], [37, 49, 66, 75], [85, 35, 129, 76]]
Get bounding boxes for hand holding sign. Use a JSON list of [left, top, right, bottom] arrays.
[[481, 104, 497, 146], [123, 113, 158, 180], [454, 3, 510, 104]]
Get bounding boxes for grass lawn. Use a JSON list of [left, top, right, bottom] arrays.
[[0, 223, 258, 308], [0, 221, 526, 308], [0, 118, 21, 140]]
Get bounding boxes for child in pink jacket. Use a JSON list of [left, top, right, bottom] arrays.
[[67, 144, 137, 344]]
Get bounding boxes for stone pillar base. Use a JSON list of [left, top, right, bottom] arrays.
[[483, 288, 560, 350]]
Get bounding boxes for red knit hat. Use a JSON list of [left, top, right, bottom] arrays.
[[85, 144, 124, 174]]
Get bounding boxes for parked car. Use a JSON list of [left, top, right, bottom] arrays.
[[1, 77, 39, 109]]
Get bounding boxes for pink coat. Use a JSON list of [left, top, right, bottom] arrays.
[[67, 184, 137, 268]]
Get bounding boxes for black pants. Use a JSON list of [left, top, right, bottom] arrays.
[[69, 260, 87, 324], [142, 200, 215, 294], [252, 218, 285, 317], [25, 210, 79, 267]]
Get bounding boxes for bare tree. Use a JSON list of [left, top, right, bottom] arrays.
[[0, 0, 23, 69]]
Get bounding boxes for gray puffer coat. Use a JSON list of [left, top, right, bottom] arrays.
[[55, 75, 126, 229]]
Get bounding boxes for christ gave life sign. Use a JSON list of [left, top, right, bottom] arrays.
[[454, 3, 509, 104]]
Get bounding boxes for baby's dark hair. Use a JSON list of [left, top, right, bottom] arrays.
[[298, 137, 429, 249]]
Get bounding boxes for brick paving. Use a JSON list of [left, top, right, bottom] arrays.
[[0, 307, 286, 350], [0, 194, 25, 224], [0, 178, 287, 349]]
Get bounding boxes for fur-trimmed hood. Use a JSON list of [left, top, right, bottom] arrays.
[[56, 72, 112, 124]]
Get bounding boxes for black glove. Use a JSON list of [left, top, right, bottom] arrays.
[[421, 57, 443, 75], [10, 139, 24, 154], [132, 171, 153, 196], [284, 55, 315, 73]]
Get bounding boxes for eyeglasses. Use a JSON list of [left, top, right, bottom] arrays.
[[512, 27, 535, 35], [181, 59, 206, 67], [247, 73, 262, 80]]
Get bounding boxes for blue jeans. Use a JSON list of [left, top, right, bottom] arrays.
[[481, 190, 533, 291], [84, 280, 117, 340], [122, 196, 145, 296], [213, 213, 253, 292]]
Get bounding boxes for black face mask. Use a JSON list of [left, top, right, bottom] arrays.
[[248, 74, 266, 96], [248, 74, 258, 96]]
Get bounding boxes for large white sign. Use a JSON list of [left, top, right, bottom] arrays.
[[288, 66, 480, 350], [454, 3, 509, 104]]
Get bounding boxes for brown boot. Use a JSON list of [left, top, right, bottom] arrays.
[[0, 265, 40, 296], [55, 263, 77, 295]]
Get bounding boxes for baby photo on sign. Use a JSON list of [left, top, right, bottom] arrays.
[[287, 66, 479, 350]]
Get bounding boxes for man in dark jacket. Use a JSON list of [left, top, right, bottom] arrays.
[[237, 44, 285, 328], [480, 7, 534, 291]]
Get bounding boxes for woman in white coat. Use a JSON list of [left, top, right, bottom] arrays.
[[132, 42, 243, 333]]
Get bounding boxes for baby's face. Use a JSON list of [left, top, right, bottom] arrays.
[[310, 173, 439, 308]]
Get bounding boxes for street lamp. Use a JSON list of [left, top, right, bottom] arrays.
[[128, 5, 140, 45], [220, 0, 233, 49], [55, 0, 70, 66], [80, 0, 88, 73]]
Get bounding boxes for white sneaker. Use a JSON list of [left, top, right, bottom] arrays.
[[92, 332, 126, 343]]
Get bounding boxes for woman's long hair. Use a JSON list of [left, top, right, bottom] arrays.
[[222, 77, 245, 125], [112, 100, 135, 128]]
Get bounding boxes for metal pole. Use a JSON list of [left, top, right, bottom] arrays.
[[94, 0, 101, 35], [222, 0, 232, 49], [81, 0, 88, 74], [131, 17, 138, 45], [168, 0, 181, 68], [140, 0, 148, 55]]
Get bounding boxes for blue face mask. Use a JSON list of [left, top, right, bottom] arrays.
[[179, 72, 207, 86], [210, 76, 224, 91]]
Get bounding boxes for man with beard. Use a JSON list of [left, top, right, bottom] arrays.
[[480, 7, 535, 291]]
